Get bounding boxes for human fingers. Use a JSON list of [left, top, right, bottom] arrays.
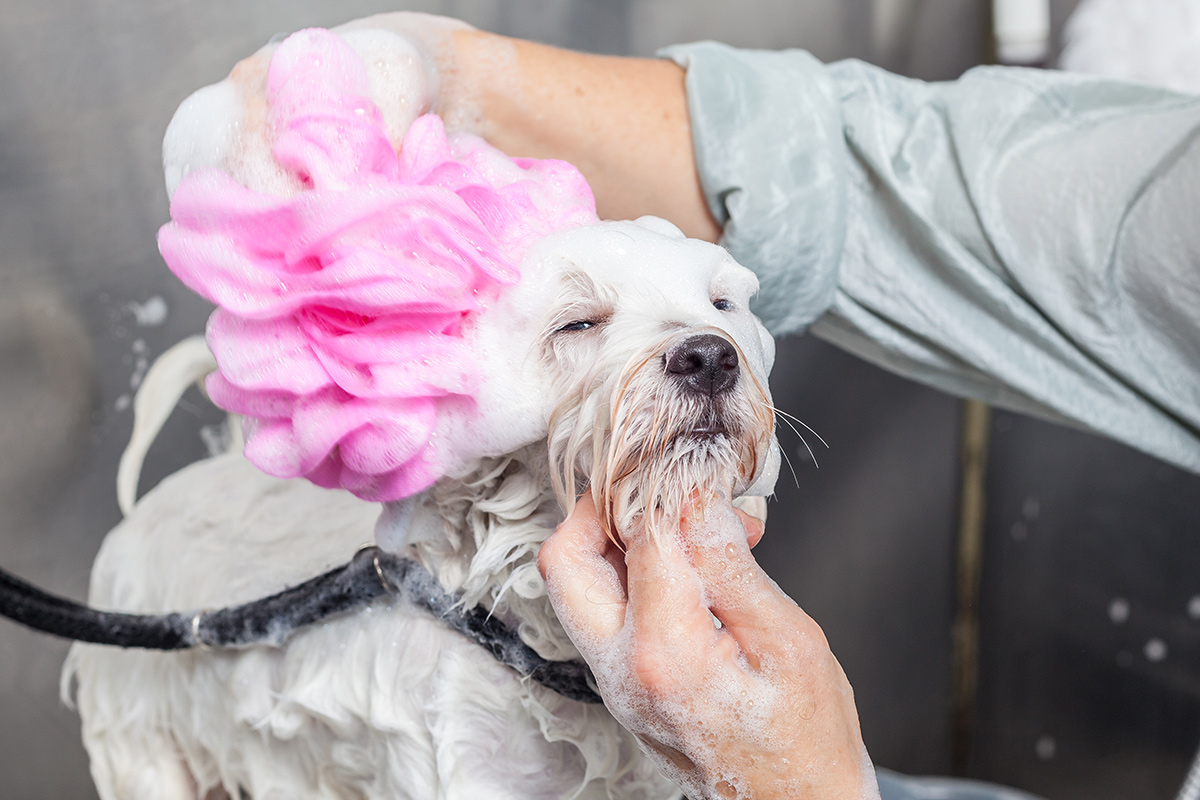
[[335, 11, 474, 43], [538, 492, 627, 645], [734, 507, 765, 548], [333, 12, 469, 106], [170, 20, 444, 202], [336, 13, 491, 137], [682, 502, 823, 660], [675, 507, 877, 799], [331, 16, 454, 142], [622, 518, 738, 686]]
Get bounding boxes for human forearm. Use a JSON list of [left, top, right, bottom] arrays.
[[445, 30, 719, 241], [807, 59, 1200, 473]]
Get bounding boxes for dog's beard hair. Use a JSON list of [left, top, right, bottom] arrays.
[[410, 447, 582, 661], [549, 329, 774, 543]]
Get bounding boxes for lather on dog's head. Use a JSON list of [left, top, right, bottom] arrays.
[[477, 218, 779, 539], [160, 26, 778, 540]]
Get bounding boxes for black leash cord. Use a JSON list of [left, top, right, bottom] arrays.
[[0, 547, 601, 705], [0, 564, 191, 649]]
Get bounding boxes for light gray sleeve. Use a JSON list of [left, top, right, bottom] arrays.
[[662, 42, 1200, 475]]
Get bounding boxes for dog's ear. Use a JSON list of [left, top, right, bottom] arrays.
[[631, 215, 686, 240]]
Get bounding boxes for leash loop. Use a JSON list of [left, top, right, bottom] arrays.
[[373, 554, 394, 594], [190, 612, 211, 651]]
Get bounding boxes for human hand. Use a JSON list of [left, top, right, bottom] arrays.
[[183, 12, 718, 239], [164, 13, 471, 198], [332, 12, 476, 129], [538, 492, 880, 800]]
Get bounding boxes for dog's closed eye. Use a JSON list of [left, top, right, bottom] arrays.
[[556, 319, 603, 333]]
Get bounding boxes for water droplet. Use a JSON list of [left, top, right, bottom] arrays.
[[1023, 497, 1040, 520], [127, 296, 168, 326], [725, 543, 737, 559], [1187, 595, 1200, 620], [1144, 638, 1168, 662], [1108, 597, 1130, 624], [1035, 735, 1056, 760]]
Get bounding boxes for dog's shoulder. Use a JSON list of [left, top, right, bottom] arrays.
[[91, 452, 380, 612]]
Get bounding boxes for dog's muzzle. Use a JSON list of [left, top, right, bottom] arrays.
[[665, 333, 739, 397]]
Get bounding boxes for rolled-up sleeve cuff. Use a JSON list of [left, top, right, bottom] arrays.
[[660, 42, 848, 334]]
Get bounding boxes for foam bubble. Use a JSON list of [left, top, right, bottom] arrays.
[[128, 296, 168, 327], [163, 80, 241, 198]]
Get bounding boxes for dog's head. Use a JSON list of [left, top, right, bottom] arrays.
[[461, 217, 779, 538], [159, 27, 778, 527]]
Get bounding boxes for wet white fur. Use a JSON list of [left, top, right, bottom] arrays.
[[65, 216, 779, 800]]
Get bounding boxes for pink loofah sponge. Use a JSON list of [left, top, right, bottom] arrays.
[[159, 28, 597, 501]]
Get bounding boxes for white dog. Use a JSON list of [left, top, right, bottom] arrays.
[[64, 25, 779, 800]]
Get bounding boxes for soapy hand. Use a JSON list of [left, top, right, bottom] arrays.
[[212, 13, 466, 185], [217, 11, 718, 239], [539, 493, 881, 800]]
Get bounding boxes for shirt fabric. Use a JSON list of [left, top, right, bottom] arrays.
[[662, 42, 1200, 475]]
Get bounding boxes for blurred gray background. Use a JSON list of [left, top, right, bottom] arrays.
[[2, 1, 1199, 798]]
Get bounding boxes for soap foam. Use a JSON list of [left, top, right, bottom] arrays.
[[337, 28, 438, 150], [162, 80, 241, 198], [159, 28, 596, 501]]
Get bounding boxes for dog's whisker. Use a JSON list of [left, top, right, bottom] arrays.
[[769, 404, 830, 450], [777, 443, 801, 489], [793, 426, 821, 470], [753, 400, 824, 470], [761, 404, 818, 469], [768, 409, 804, 441]]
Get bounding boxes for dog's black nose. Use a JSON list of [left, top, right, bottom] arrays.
[[666, 334, 739, 396]]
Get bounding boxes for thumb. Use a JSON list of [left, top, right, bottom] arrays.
[[538, 492, 627, 645], [683, 505, 818, 658]]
